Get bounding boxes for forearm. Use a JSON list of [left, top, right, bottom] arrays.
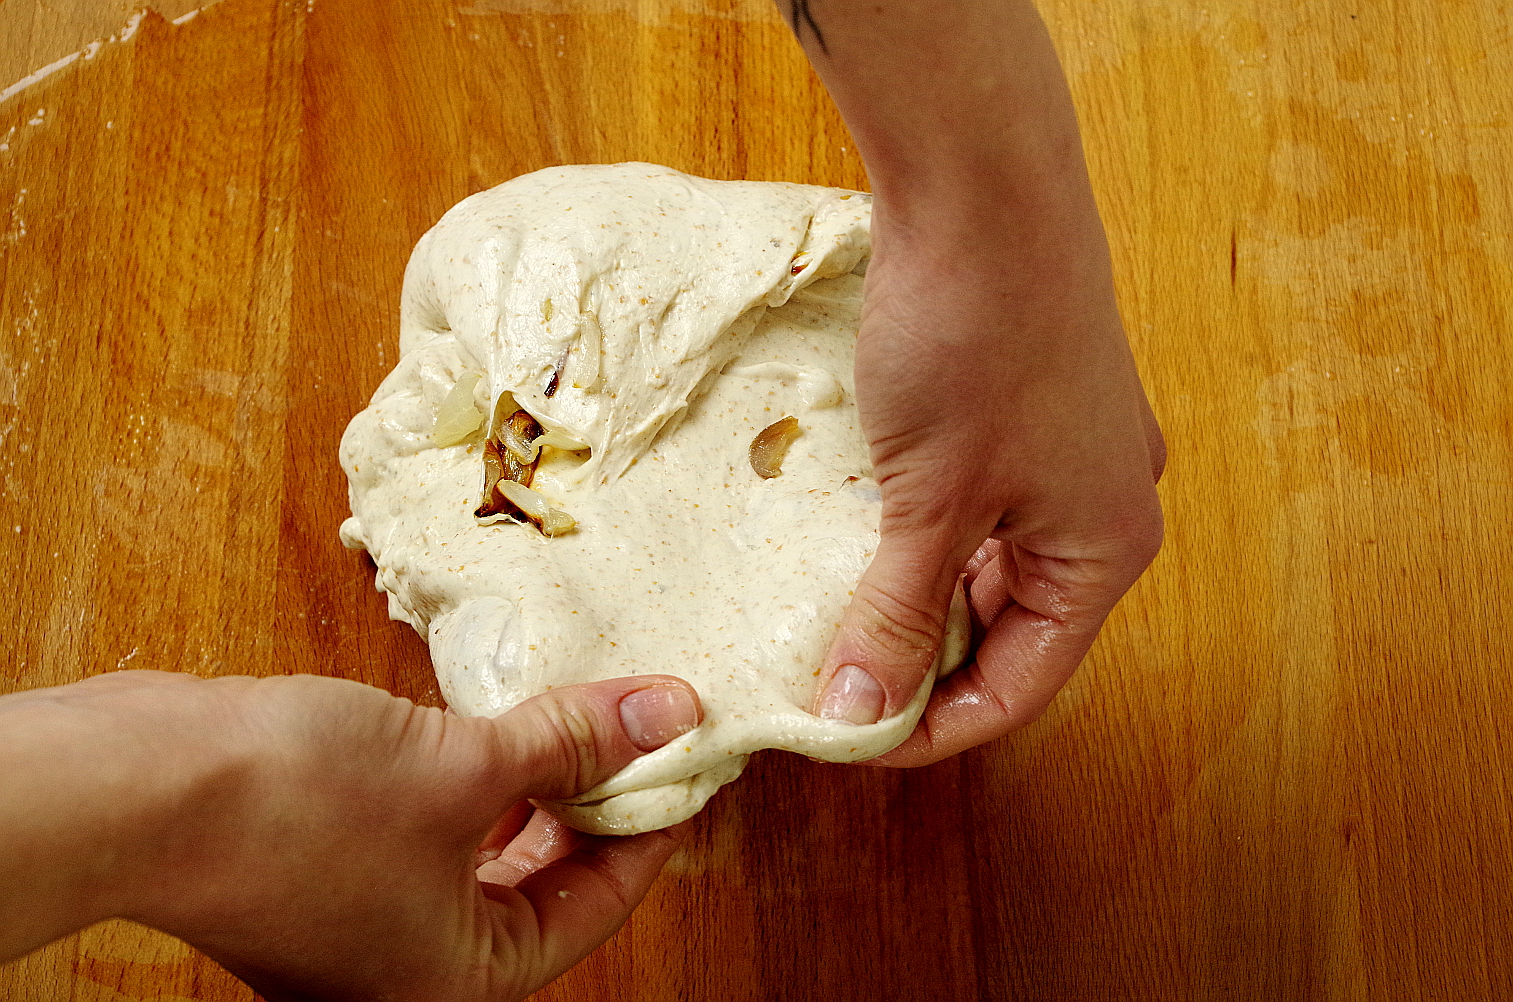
[[780, 0, 1105, 249], [0, 681, 239, 963]]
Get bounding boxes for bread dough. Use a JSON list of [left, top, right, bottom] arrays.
[[339, 164, 968, 835]]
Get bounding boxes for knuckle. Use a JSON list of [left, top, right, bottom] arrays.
[[1122, 502, 1166, 570], [1149, 437, 1169, 484], [1093, 492, 1165, 580], [855, 584, 946, 665], [540, 696, 601, 791], [1145, 416, 1169, 483]]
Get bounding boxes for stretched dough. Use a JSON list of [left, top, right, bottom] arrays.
[[339, 164, 968, 835]]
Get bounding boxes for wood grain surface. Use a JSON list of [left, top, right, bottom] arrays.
[[2, 0, 1511, 998]]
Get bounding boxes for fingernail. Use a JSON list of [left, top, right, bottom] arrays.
[[619, 685, 699, 752], [817, 665, 885, 725]]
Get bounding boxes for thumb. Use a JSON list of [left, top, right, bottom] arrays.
[[494, 676, 702, 803], [814, 531, 965, 726]]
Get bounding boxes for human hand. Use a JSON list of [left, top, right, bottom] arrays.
[[2, 669, 700, 1000], [813, 200, 1165, 764]]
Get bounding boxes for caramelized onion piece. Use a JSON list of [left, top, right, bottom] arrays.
[[502, 409, 544, 467], [544, 346, 569, 398], [475, 403, 574, 535], [532, 429, 589, 453], [475, 406, 542, 520], [750, 415, 800, 479], [474, 438, 515, 520], [495, 480, 577, 537]]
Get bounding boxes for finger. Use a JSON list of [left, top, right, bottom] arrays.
[[493, 675, 703, 804], [874, 531, 1159, 767], [474, 800, 537, 868], [962, 539, 1015, 626], [484, 823, 688, 991], [870, 600, 1104, 767], [477, 809, 577, 886], [963, 537, 1004, 581], [812, 529, 971, 726]]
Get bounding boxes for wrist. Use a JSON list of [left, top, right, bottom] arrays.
[[869, 186, 1111, 273], [864, 187, 1119, 324], [105, 679, 260, 938], [860, 127, 1101, 223], [0, 676, 254, 958]]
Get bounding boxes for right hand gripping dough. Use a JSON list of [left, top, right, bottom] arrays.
[[339, 164, 968, 835]]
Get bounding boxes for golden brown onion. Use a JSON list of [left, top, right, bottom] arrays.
[[475, 404, 543, 520], [502, 409, 544, 467], [750, 415, 800, 479], [495, 480, 577, 537]]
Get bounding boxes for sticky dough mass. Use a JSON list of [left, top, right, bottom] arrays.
[[339, 163, 968, 835]]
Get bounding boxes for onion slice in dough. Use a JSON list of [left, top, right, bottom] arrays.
[[494, 480, 576, 537], [750, 415, 800, 478], [431, 373, 484, 447]]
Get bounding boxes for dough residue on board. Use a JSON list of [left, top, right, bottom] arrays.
[[339, 163, 968, 835]]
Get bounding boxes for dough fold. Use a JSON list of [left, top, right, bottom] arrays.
[[340, 164, 968, 835]]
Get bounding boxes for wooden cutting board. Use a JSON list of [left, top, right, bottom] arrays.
[[2, 0, 1511, 998]]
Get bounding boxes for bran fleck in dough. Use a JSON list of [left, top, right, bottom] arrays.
[[339, 163, 968, 835]]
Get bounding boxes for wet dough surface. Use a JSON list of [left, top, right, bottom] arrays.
[[340, 164, 966, 834]]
